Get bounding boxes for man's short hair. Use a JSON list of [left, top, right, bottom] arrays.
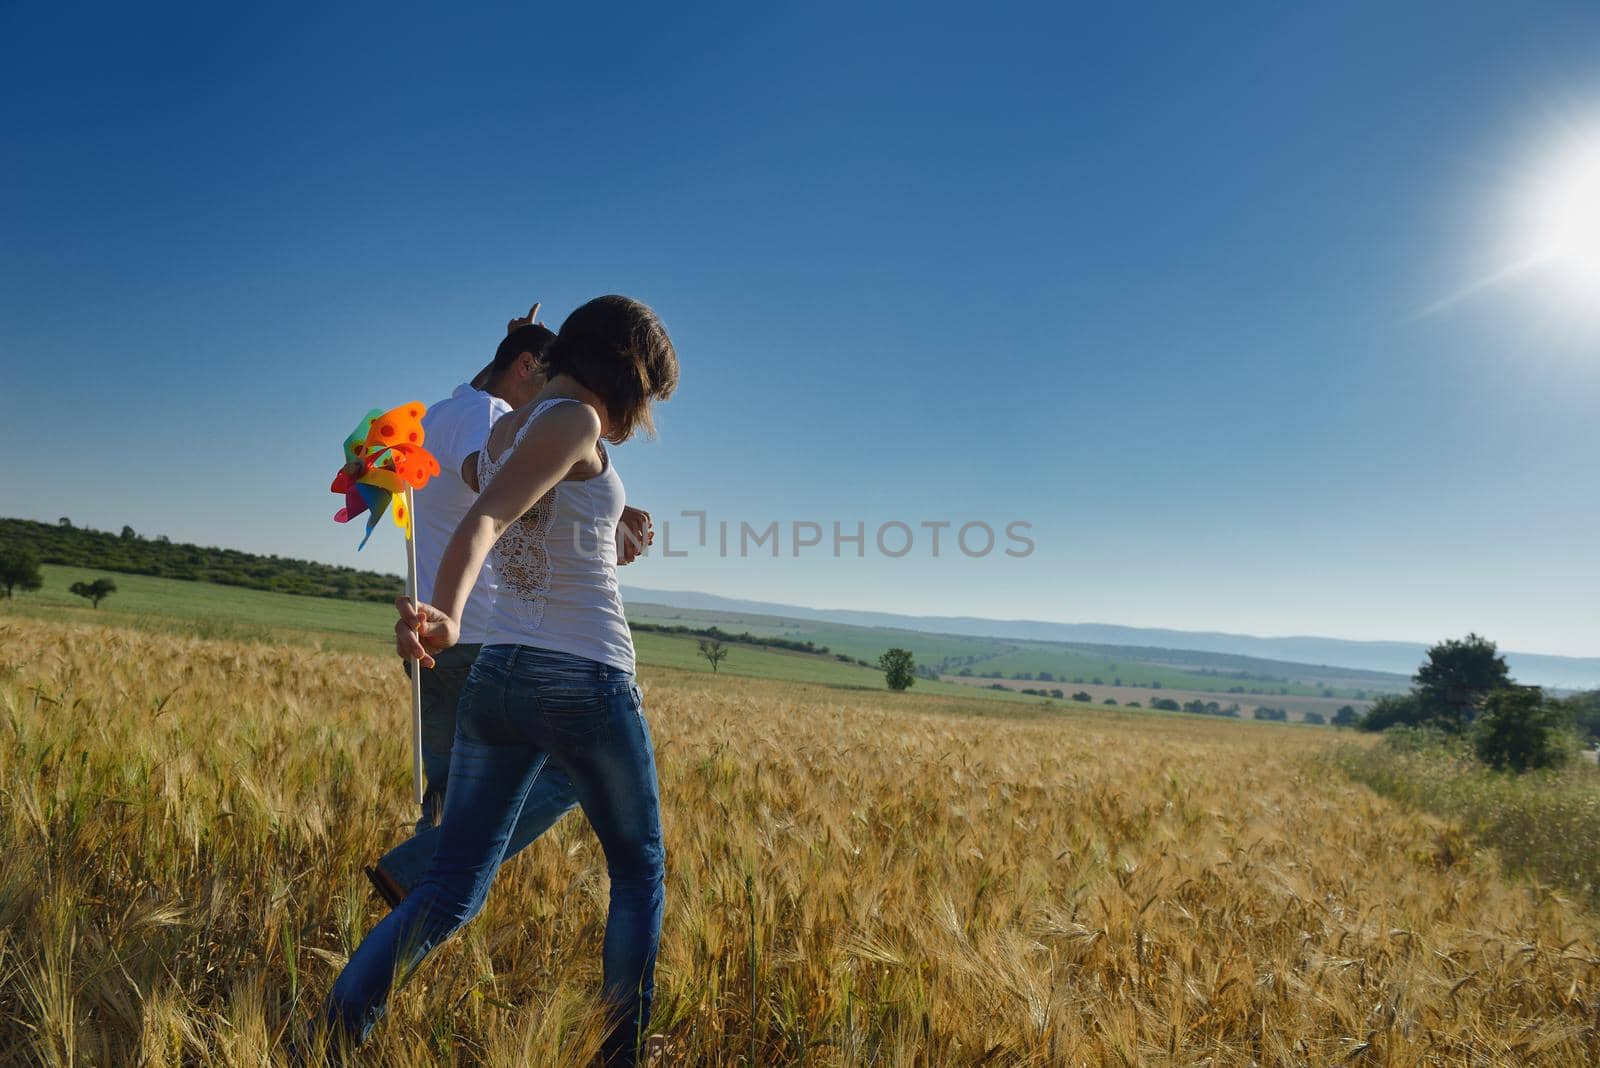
[[493, 323, 557, 376]]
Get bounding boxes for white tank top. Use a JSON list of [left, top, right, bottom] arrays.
[[478, 397, 635, 672]]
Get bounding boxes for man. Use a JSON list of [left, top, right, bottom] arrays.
[[365, 304, 652, 905]]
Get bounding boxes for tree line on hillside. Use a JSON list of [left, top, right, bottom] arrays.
[[1357, 633, 1599, 772], [0, 517, 404, 602]]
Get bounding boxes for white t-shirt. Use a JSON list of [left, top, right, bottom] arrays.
[[416, 383, 512, 644]]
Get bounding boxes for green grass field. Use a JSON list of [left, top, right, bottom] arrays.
[[6, 566, 1052, 706]]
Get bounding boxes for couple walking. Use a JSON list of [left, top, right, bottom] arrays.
[[308, 295, 678, 1066]]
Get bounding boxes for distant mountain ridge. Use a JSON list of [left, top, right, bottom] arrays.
[[620, 586, 1600, 690]]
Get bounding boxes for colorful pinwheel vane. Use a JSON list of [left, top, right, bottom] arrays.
[[331, 402, 441, 548]]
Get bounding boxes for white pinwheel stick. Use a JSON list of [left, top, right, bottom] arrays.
[[404, 484, 424, 807]]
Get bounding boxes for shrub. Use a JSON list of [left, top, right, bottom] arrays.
[[1472, 687, 1576, 772], [1557, 691, 1600, 745], [1359, 693, 1424, 732]]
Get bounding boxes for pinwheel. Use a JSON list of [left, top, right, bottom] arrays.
[[331, 401, 441, 805]]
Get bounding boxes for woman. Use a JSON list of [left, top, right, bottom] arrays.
[[319, 295, 678, 1065]]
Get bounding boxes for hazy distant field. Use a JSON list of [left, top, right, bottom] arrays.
[[626, 602, 1406, 700], [943, 675, 1373, 723], [5, 616, 1599, 1065]]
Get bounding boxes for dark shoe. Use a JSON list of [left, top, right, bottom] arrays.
[[364, 864, 407, 909]]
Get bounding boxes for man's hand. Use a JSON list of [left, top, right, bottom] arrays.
[[395, 597, 460, 668], [506, 301, 541, 335], [618, 505, 653, 565]]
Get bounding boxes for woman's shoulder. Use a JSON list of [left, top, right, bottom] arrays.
[[487, 396, 602, 464], [484, 406, 527, 465]]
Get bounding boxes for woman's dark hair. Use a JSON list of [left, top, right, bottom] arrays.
[[492, 323, 557, 375], [542, 295, 678, 443]]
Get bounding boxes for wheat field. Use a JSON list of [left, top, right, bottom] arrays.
[[3, 618, 1599, 1066]]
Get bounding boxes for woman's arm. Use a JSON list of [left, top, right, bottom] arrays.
[[396, 402, 601, 665]]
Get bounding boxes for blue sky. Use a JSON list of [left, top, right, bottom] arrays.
[[3, 2, 1598, 656]]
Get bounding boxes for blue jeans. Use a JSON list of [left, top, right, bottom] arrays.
[[381, 765, 580, 891], [387, 643, 579, 892], [325, 645, 666, 1066]]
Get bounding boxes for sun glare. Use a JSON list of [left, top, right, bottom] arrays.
[[1425, 115, 1600, 332], [1518, 133, 1600, 307]]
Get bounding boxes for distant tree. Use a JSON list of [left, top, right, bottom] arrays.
[[1050, 689, 1064, 699], [1071, 691, 1092, 702], [697, 639, 729, 673], [878, 648, 916, 692], [1473, 686, 1573, 772], [120, 525, 138, 541], [1359, 693, 1425, 732], [1332, 705, 1360, 728], [1113, 677, 1122, 686], [1253, 706, 1287, 722], [1556, 691, 1600, 746], [1102, 697, 1118, 705], [1126, 701, 1141, 708], [1091, 676, 1104, 685], [58, 516, 72, 528], [1303, 711, 1326, 725], [1150, 680, 1162, 690], [958, 668, 973, 677], [69, 577, 117, 609], [1037, 671, 1054, 682], [0, 548, 44, 598], [1150, 698, 1180, 712], [1415, 633, 1512, 731]]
